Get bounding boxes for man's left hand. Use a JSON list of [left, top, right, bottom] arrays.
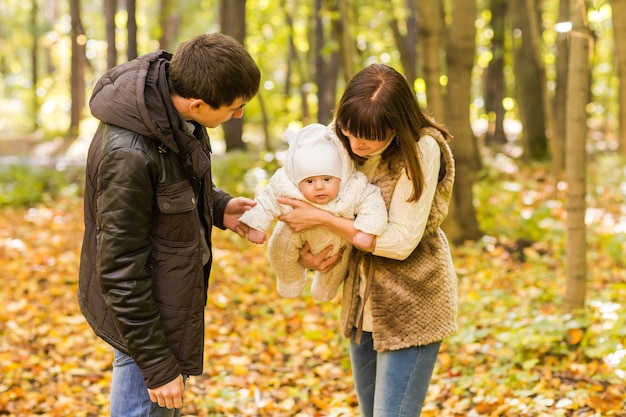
[[223, 197, 256, 237]]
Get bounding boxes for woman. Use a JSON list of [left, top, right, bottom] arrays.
[[277, 63, 458, 417]]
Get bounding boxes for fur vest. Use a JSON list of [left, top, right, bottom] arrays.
[[340, 127, 458, 351]]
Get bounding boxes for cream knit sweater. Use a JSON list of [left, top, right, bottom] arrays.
[[340, 127, 458, 351]]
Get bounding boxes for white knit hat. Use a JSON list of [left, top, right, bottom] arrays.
[[291, 124, 343, 184]]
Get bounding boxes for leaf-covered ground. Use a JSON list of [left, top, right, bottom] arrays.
[[1, 157, 626, 416]]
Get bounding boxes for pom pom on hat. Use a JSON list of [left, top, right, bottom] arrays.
[[291, 124, 343, 184]]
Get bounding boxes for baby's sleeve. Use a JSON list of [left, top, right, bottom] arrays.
[[239, 171, 289, 232], [351, 177, 388, 236]]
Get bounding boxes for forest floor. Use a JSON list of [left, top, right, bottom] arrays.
[[1, 135, 626, 416]]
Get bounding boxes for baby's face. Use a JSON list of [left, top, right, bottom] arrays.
[[298, 176, 341, 205]]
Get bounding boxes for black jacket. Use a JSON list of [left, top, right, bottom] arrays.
[[78, 51, 231, 389]]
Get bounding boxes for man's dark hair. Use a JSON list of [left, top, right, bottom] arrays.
[[169, 33, 261, 109]]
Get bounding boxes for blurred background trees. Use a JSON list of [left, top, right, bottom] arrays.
[[0, 0, 622, 311], [3, 1, 619, 152]]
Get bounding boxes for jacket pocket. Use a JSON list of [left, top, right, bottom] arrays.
[[154, 183, 198, 244]]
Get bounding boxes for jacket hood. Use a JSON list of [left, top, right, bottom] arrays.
[[284, 123, 355, 190], [89, 51, 179, 149]]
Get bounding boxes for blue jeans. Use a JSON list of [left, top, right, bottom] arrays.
[[349, 331, 441, 417], [110, 349, 184, 417]]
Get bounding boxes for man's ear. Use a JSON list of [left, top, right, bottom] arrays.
[[188, 98, 204, 113]]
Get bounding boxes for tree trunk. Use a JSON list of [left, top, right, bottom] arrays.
[[104, 0, 117, 69], [445, 0, 482, 243], [284, 0, 295, 98], [315, 0, 340, 125], [338, 0, 355, 81], [69, 0, 86, 138], [127, 0, 138, 60], [526, 0, 555, 159], [390, 0, 417, 89], [220, 0, 247, 151], [416, 0, 445, 121], [612, 0, 626, 154], [512, 0, 549, 161], [484, 0, 507, 146], [159, 0, 180, 52], [283, 0, 311, 125], [564, 0, 590, 314], [552, 0, 569, 181], [31, 1, 40, 131]]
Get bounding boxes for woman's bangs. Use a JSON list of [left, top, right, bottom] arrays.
[[341, 105, 391, 141]]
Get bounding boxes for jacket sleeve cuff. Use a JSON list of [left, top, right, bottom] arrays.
[[212, 186, 232, 230], [143, 354, 182, 389]]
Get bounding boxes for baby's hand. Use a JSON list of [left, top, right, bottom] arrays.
[[353, 232, 375, 252], [247, 228, 267, 244]]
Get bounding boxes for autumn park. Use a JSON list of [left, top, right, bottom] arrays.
[[1, 0, 626, 416]]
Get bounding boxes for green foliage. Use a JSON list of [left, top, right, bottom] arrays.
[[440, 153, 626, 413], [474, 155, 566, 243], [586, 153, 626, 265], [211, 149, 281, 198], [0, 146, 279, 208], [0, 164, 82, 207]]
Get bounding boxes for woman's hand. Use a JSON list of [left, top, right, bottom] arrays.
[[277, 197, 325, 233], [278, 196, 364, 246], [298, 242, 346, 273]]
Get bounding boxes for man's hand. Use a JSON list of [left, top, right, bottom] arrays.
[[223, 197, 257, 237], [147, 374, 185, 409]]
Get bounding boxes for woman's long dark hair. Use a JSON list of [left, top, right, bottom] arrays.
[[334, 63, 451, 202]]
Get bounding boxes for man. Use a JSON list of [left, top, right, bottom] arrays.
[[78, 33, 261, 416]]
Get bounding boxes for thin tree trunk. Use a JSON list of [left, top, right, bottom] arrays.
[[256, 91, 271, 152], [315, 0, 340, 125], [31, 1, 39, 130], [69, 0, 86, 138], [159, 0, 180, 52], [525, 0, 554, 159], [612, 0, 626, 154], [338, 0, 354, 81], [283, 0, 311, 125], [220, 0, 247, 151], [390, 0, 417, 88], [104, 0, 117, 68], [552, 0, 569, 181], [512, 0, 549, 161], [484, 0, 507, 146], [445, 0, 482, 243], [416, 0, 445, 121], [127, 0, 138, 60], [564, 0, 590, 314]]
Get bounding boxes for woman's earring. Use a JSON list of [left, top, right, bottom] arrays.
[[395, 136, 400, 147]]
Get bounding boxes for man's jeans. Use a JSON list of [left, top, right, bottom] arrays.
[[349, 331, 441, 417], [110, 349, 184, 417]]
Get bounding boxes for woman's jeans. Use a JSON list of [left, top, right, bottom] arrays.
[[110, 348, 184, 417], [350, 331, 441, 417]]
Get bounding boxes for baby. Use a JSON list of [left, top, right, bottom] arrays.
[[239, 123, 387, 301]]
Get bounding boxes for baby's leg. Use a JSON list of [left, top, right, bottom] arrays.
[[311, 246, 352, 301], [268, 224, 307, 297]]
